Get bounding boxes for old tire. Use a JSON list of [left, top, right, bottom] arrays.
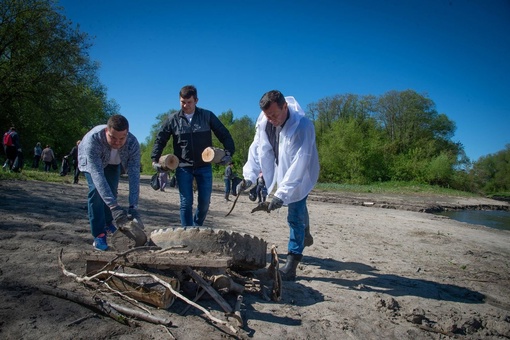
[[150, 228, 267, 270]]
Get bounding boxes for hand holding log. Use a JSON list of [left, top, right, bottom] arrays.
[[158, 154, 178, 170]]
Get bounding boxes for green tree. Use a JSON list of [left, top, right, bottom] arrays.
[[139, 110, 175, 172], [310, 90, 463, 187], [471, 145, 510, 194], [0, 0, 114, 159]]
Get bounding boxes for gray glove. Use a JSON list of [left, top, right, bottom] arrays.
[[128, 207, 144, 229], [152, 161, 162, 170], [218, 150, 232, 166], [236, 179, 252, 195], [111, 206, 129, 226], [268, 197, 284, 211]]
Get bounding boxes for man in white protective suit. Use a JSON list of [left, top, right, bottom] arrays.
[[237, 90, 320, 281]]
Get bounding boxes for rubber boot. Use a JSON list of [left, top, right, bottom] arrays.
[[224, 193, 230, 202], [279, 253, 303, 281], [304, 225, 314, 247]]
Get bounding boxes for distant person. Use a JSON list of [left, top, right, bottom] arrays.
[[151, 85, 235, 226], [255, 173, 267, 203], [158, 168, 168, 192], [237, 90, 319, 281], [41, 145, 55, 172], [33, 142, 42, 169], [2, 126, 21, 171], [224, 162, 234, 202], [64, 140, 81, 184], [78, 114, 143, 251]]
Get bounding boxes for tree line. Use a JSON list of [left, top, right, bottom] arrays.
[[0, 0, 117, 159], [2, 0, 508, 195]]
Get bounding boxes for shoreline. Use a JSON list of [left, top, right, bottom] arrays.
[[0, 179, 509, 339]]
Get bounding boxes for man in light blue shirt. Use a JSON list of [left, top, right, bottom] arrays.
[[79, 114, 142, 251]]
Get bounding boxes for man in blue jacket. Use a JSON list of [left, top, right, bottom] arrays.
[[79, 114, 143, 251], [151, 85, 235, 227]]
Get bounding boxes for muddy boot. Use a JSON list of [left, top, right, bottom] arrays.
[[279, 253, 303, 281], [304, 225, 314, 247]]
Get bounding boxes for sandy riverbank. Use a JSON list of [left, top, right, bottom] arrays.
[[0, 178, 509, 339]]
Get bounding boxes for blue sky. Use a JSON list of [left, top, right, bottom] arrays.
[[58, 0, 510, 162]]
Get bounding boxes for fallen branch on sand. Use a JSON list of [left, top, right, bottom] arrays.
[[57, 249, 239, 336]]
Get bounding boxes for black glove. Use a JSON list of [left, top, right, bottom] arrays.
[[236, 179, 252, 195], [251, 201, 270, 213], [218, 150, 232, 166], [268, 197, 284, 211], [128, 207, 144, 229], [111, 206, 129, 226]]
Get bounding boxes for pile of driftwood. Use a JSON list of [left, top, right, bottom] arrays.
[[40, 245, 281, 338]]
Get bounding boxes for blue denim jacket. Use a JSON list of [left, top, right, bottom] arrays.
[[78, 125, 141, 208]]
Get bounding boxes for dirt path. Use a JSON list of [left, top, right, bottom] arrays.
[[0, 178, 509, 339]]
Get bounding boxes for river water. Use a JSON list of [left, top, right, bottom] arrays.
[[436, 210, 510, 231]]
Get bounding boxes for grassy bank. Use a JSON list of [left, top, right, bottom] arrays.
[[2, 168, 489, 199]]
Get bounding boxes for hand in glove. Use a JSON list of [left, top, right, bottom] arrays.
[[251, 201, 270, 213], [218, 150, 232, 166], [236, 179, 252, 195], [152, 161, 161, 170], [128, 206, 145, 229], [111, 206, 129, 226], [268, 197, 284, 212]]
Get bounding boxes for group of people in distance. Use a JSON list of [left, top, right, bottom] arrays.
[[56, 85, 320, 281], [2, 127, 81, 185]]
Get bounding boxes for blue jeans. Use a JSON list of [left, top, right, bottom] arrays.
[[287, 195, 309, 255], [224, 178, 231, 195], [176, 165, 212, 226], [84, 164, 120, 237]]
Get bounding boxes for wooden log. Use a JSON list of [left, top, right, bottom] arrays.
[[96, 269, 180, 309], [184, 267, 233, 314], [211, 275, 245, 295], [201, 147, 225, 164], [159, 154, 178, 170], [38, 285, 172, 326]]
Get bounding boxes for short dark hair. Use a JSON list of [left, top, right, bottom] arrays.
[[180, 85, 198, 100], [259, 90, 286, 111], [107, 114, 129, 131]]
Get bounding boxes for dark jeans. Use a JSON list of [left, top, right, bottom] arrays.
[[84, 164, 120, 237], [33, 155, 41, 168], [224, 178, 231, 195], [287, 196, 309, 255], [176, 165, 212, 226], [72, 163, 81, 183]]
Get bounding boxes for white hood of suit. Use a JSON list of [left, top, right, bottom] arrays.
[[243, 96, 319, 204]]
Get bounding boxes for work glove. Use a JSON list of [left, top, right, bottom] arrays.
[[64, 155, 68, 159], [218, 150, 232, 166], [248, 187, 257, 202], [268, 197, 284, 212], [236, 179, 252, 195], [152, 161, 161, 170], [251, 201, 270, 213], [128, 206, 145, 229], [111, 206, 129, 226]]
